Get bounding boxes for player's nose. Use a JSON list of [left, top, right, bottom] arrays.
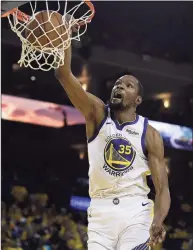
[[116, 84, 124, 90]]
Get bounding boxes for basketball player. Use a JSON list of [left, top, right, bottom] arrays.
[[55, 45, 171, 250]]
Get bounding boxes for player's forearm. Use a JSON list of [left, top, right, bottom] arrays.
[[55, 45, 72, 79], [153, 187, 170, 225]]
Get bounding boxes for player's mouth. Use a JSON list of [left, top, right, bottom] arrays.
[[112, 92, 123, 103]]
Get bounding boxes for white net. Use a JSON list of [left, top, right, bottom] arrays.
[[7, 0, 94, 71]]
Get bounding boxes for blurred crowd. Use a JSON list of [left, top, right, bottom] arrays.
[[1, 186, 88, 250], [1, 155, 193, 250], [1, 185, 193, 250]]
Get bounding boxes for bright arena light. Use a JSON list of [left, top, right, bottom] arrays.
[[82, 83, 87, 91], [163, 99, 170, 108]]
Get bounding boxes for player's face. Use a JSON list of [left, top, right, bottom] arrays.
[[110, 75, 141, 110]]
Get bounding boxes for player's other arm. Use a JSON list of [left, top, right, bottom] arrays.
[[55, 46, 105, 138], [146, 125, 171, 244]]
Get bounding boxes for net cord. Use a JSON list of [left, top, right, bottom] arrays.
[[4, 0, 94, 71]]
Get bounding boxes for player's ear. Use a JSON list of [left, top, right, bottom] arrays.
[[135, 96, 142, 105]]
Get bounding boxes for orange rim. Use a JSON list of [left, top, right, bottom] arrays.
[[79, 0, 95, 26], [1, 0, 95, 25]]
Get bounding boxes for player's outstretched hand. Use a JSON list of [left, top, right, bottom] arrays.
[[65, 14, 78, 33], [147, 223, 166, 247]]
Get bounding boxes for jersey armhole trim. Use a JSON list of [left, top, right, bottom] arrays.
[[141, 117, 148, 156], [87, 105, 108, 143]]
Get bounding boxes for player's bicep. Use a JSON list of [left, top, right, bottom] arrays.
[[146, 125, 168, 194]]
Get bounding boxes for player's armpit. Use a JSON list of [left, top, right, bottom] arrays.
[[146, 125, 171, 225]]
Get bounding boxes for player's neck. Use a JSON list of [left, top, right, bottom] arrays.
[[113, 108, 137, 124]]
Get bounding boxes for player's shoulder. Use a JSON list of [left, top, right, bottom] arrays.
[[146, 124, 163, 145], [146, 124, 161, 137], [147, 124, 158, 133], [87, 92, 105, 107], [87, 92, 106, 119], [86, 92, 107, 125]]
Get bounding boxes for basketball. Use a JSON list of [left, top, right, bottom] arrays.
[[25, 10, 68, 49], [2, 0, 94, 70]]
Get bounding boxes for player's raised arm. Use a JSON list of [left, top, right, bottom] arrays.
[[55, 45, 105, 139], [146, 125, 171, 247]]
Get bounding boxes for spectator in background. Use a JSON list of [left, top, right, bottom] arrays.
[[1, 186, 88, 250]]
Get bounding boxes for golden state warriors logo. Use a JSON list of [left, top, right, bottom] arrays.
[[103, 136, 136, 177]]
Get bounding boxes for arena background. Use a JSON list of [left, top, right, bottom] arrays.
[[1, 1, 193, 250]]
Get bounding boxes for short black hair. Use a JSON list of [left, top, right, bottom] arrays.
[[113, 72, 144, 97], [126, 72, 144, 98]]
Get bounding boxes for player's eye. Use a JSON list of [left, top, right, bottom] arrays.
[[127, 83, 133, 88]]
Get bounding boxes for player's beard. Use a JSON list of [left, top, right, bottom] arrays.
[[109, 99, 124, 111]]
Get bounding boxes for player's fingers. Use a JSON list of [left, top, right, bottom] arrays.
[[150, 224, 159, 236], [147, 241, 152, 247], [148, 226, 166, 247], [158, 230, 166, 243], [158, 237, 163, 243], [155, 231, 166, 244], [148, 228, 156, 246], [148, 234, 163, 246], [153, 225, 165, 238], [147, 241, 156, 247], [148, 225, 163, 246], [155, 236, 161, 245], [162, 229, 166, 239], [153, 226, 162, 237], [65, 14, 79, 32], [147, 237, 155, 247]]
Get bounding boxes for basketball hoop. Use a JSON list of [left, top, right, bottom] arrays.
[[1, 0, 95, 71]]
